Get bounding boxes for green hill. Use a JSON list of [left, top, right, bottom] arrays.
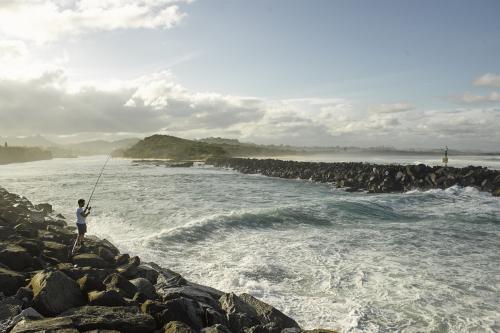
[[122, 135, 227, 160]]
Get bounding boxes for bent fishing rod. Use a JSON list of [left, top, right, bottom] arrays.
[[85, 155, 111, 210]]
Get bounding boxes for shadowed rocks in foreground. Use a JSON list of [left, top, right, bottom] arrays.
[[206, 158, 500, 196], [0, 186, 336, 332]]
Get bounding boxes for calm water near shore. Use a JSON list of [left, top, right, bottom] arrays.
[[1, 156, 499, 332]]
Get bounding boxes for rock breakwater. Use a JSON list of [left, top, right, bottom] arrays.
[[206, 158, 500, 196], [0, 186, 334, 332]]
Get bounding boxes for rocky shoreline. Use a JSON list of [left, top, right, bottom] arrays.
[[0, 186, 332, 333], [206, 158, 500, 196]]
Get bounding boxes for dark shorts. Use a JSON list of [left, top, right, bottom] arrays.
[[76, 223, 87, 235]]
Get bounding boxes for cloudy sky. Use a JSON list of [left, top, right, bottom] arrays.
[[0, 0, 499, 150]]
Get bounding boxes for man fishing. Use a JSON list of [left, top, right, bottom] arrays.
[[76, 199, 91, 247]]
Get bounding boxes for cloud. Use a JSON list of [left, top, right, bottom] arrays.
[[1, 69, 499, 150], [371, 102, 413, 113], [456, 91, 500, 104], [473, 73, 500, 88], [0, 0, 189, 43]]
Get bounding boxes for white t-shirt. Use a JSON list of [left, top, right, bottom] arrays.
[[76, 207, 86, 224]]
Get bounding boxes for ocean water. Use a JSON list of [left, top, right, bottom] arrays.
[[0, 156, 499, 332]]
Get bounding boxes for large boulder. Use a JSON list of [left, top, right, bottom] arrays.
[[219, 293, 258, 332], [239, 293, 300, 330], [10, 317, 75, 333], [159, 297, 205, 330], [0, 267, 26, 296], [42, 241, 68, 262], [30, 270, 85, 316], [88, 290, 128, 307], [72, 253, 110, 269], [0, 245, 34, 271], [136, 264, 159, 284], [129, 278, 158, 300], [103, 273, 138, 298], [61, 305, 156, 333]]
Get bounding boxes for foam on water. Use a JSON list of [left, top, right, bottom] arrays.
[[0, 157, 499, 332]]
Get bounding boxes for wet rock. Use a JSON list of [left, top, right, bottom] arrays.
[[115, 253, 130, 266], [129, 278, 158, 300], [10, 317, 74, 333], [201, 324, 232, 333], [72, 253, 110, 269], [239, 293, 300, 330], [103, 273, 138, 298], [163, 320, 195, 333], [219, 293, 258, 332], [43, 241, 68, 262], [0, 245, 34, 271], [0, 267, 26, 296], [30, 270, 85, 316], [136, 264, 159, 284], [159, 297, 205, 330], [61, 305, 156, 333], [117, 256, 140, 278], [88, 290, 128, 307]]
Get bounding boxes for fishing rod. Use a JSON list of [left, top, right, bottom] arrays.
[[85, 155, 111, 210]]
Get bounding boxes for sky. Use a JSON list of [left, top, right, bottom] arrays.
[[0, 0, 499, 150]]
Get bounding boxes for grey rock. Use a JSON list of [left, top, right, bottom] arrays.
[[10, 317, 74, 333], [61, 305, 156, 333], [129, 277, 158, 300], [88, 290, 128, 307], [31, 270, 85, 316]]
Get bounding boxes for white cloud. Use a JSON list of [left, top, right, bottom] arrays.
[[0, 0, 188, 43], [473, 73, 500, 88], [371, 102, 413, 113], [456, 91, 500, 104], [1, 69, 499, 150]]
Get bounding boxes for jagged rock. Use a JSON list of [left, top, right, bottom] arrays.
[[88, 290, 128, 306], [201, 324, 232, 333], [115, 253, 130, 266], [13, 224, 38, 238], [10, 317, 74, 333], [72, 253, 110, 269], [117, 256, 140, 278], [219, 293, 258, 332], [35, 203, 52, 214], [15, 287, 34, 306], [77, 274, 105, 293], [129, 278, 158, 300], [61, 305, 156, 333], [0, 245, 34, 271], [239, 293, 300, 329], [141, 300, 167, 325], [0, 296, 23, 322], [0, 267, 26, 296], [163, 320, 195, 333], [42, 241, 68, 261], [15, 239, 43, 256], [58, 265, 113, 283], [160, 297, 205, 330], [103, 273, 137, 298], [136, 264, 159, 284], [30, 270, 85, 316]]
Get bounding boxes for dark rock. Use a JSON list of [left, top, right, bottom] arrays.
[[103, 273, 137, 298], [160, 297, 205, 330], [10, 317, 75, 333], [244, 322, 282, 333], [77, 274, 105, 293], [15, 287, 34, 306], [0, 296, 23, 321], [115, 253, 130, 266], [239, 293, 300, 329], [30, 270, 85, 316], [0, 267, 26, 296], [13, 224, 38, 238], [117, 256, 140, 278], [141, 299, 167, 326], [219, 293, 258, 332], [87, 290, 128, 307], [163, 320, 195, 333], [35, 203, 52, 214], [129, 278, 158, 300], [201, 324, 232, 333], [136, 264, 159, 284], [15, 239, 43, 257], [61, 305, 156, 333], [0, 245, 34, 271], [42, 241, 68, 262], [72, 253, 110, 269]]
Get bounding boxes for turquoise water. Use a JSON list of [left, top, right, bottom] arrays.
[[1, 156, 499, 332]]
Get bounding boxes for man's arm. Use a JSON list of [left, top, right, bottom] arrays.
[[80, 207, 92, 217]]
